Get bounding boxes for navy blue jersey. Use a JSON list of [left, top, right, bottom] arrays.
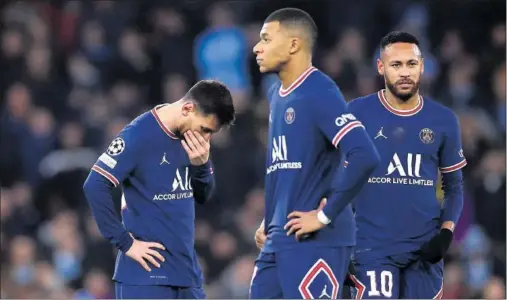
[[92, 105, 211, 287], [349, 90, 467, 261], [263, 67, 366, 252]]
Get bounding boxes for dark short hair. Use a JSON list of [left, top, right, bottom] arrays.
[[185, 80, 235, 127], [380, 31, 420, 50], [265, 8, 318, 50]]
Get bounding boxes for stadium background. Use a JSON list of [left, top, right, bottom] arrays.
[[0, 0, 505, 298]]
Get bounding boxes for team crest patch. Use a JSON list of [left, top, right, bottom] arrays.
[[107, 137, 126, 156], [419, 128, 435, 144], [285, 107, 295, 124]]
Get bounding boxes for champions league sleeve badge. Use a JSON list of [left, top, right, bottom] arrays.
[[107, 137, 126, 156]]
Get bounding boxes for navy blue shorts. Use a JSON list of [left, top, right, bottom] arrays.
[[350, 258, 443, 299], [114, 283, 205, 299], [250, 246, 353, 299]]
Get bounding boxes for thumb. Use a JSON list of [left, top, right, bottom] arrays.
[[318, 198, 327, 210]]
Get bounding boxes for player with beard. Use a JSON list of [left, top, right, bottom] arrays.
[[346, 31, 466, 299]]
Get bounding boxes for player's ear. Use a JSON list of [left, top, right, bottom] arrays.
[[420, 57, 425, 75], [181, 101, 196, 116], [288, 37, 301, 55], [377, 58, 384, 76]]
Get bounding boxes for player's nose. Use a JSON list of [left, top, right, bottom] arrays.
[[399, 67, 411, 77], [253, 43, 262, 54]]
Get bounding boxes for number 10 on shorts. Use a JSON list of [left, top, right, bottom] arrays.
[[366, 270, 393, 298]]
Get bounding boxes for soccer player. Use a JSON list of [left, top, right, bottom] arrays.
[[82, 80, 235, 299], [250, 8, 380, 299], [347, 31, 466, 299]]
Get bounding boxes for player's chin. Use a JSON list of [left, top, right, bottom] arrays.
[[258, 65, 270, 73], [395, 87, 416, 98], [397, 89, 413, 96]]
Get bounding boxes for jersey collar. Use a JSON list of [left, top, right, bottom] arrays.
[[377, 89, 424, 117], [279, 66, 318, 97], [151, 104, 179, 139]]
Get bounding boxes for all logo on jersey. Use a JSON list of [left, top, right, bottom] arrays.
[[368, 152, 434, 187], [153, 167, 193, 201], [386, 153, 421, 177], [272, 135, 288, 163], [107, 138, 125, 156], [419, 128, 435, 144], [285, 107, 296, 124], [267, 135, 302, 174], [172, 167, 192, 192]]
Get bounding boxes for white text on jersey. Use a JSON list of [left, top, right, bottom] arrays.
[[368, 152, 434, 187], [267, 135, 302, 175], [153, 167, 193, 200], [335, 113, 357, 127]]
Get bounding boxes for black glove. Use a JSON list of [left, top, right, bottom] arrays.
[[343, 261, 356, 287], [417, 228, 453, 263]]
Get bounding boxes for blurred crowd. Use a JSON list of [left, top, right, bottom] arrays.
[[0, 0, 505, 299]]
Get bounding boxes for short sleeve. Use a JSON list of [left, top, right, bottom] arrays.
[[92, 125, 141, 187], [311, 86, 365, 148], [439, 113, 467, 173]]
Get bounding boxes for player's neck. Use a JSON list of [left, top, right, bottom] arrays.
[[279, 58, 313, 90], [156, 104, 179, 134], [384, 89, 420, 110]]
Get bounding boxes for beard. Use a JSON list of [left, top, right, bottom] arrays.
[[174, 130, 184, 139], [386, 78, 420, 102], [173, 125, 185, 139]]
